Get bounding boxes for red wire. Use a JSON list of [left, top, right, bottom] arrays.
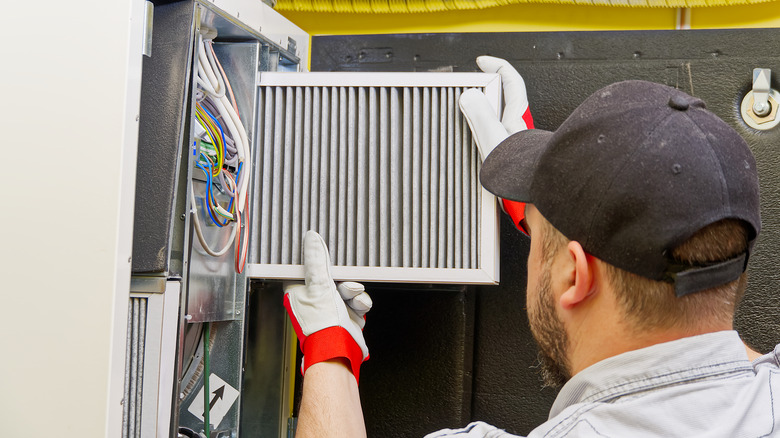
[[235, 190, 250, 273]]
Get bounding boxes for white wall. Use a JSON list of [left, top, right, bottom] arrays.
[[0, 0, 144, 436]]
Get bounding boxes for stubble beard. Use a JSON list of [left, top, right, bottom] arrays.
[[529, 264, 572, 389]]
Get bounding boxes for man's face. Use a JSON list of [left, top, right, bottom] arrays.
[[525, 205, 571, 388]]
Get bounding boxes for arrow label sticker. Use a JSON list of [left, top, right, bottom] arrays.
[[188, 373, 240, 428]]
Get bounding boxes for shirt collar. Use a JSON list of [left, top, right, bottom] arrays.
[[549, 331, 754, 418]]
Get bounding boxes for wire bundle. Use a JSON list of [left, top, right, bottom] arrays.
[[190, 38, 251, 273]]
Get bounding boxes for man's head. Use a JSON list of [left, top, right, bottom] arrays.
[[525, 205, 750, 387], [480, 80, 761, 385]]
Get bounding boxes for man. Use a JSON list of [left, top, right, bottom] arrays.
[[283, 58, 780, 437]]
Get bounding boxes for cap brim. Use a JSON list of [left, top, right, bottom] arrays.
[[479, 129, 554, 202]]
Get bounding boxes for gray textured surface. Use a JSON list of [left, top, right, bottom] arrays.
[[311, 29, 780, 437], [132, 1, 194, 274]]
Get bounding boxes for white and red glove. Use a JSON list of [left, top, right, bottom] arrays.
[[459, 56, 534, 229], [283, 230, 372, 383]]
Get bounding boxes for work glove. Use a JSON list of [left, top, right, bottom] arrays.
[[283, 230, 372, 383], [459, 56, 534, 233]]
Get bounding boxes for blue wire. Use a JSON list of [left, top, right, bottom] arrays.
[[196, 159, 223, 228]]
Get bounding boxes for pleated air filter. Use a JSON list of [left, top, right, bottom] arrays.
[[122, 297, 147, 438], [247, 72, 502, 284]]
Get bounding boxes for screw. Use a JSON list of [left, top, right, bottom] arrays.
[[180, 213, 186, 221], [753, 101, 771, 117], [746, 95, 778, 125], [185, 314, 192, 321]]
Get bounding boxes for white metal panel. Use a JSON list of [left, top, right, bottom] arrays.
[[1, 0, 145, 437]]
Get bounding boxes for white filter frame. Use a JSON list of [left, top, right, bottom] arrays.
[[246, 71, 502, 285]]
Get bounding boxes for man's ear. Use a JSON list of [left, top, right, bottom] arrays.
[[559, 241, 597, 309]]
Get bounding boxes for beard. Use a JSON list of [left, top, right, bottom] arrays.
[[528, 264, 572, 389]]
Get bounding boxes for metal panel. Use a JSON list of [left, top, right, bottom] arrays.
[[248, 72, 501, 284], [177, 319, 246, 437], [186, 40, 259, 323], [240, 282, 297, 438]]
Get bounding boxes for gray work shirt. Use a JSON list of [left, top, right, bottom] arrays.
[[426, 331, 780, 437]]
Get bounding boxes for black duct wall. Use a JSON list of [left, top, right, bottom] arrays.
[[310, 29, 780, 437]]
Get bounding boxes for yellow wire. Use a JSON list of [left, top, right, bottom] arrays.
[[195, 105, 224, 176], [196, 110, 223, 173]]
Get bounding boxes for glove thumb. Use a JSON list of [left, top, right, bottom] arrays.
[[459, 88, 508, 161], [476, 56, 530, 134]]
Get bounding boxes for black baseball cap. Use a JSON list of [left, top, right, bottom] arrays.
[[480, 80, 761, 297]]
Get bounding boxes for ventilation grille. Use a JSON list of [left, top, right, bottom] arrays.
[[248, 72, 501, 284], [122, 297, 147, 438]]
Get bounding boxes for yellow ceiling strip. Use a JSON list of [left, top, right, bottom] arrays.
[[276, 0, 776, 11]]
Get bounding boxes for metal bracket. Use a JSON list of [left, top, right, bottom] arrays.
[[142, 1, 154, 57], [752, 68, 772, 116], [287, 37, 297, 57], [741, 68, 780, 130]]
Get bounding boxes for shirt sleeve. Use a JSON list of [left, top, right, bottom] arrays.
[[424, 421, 525, 438]]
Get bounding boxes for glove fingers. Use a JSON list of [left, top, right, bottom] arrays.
[[347, 306, 367, 330], [476, 56, 529, 134], [347, 293, 372, 315], [302, 230, 335, 290], [459, 88, 508, 161], [337, 281, 365, 300]]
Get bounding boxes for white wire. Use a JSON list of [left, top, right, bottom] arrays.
[[190, 184, 236, 257], [198, 41, 225, 98], [205, 42, 227, 98], [212, 95, 251, 212], [196, 76, 221, 99], [197, 37, 250, 213], [192, 36, 251, 261]]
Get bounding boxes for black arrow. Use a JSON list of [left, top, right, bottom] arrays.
[[209, 385, 225, 411]]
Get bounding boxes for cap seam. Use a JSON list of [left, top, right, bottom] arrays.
[[687, 110, 730, 230], [583, 109, 674, 254]]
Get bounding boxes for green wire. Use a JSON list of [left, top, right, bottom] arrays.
[[204, 322, 211, 438]]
